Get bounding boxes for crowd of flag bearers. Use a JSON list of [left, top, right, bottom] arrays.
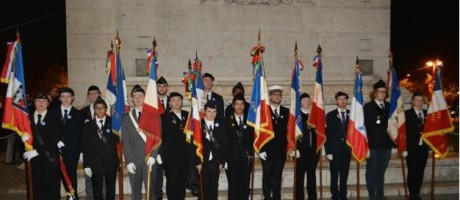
[[1, 32, 454, 200]]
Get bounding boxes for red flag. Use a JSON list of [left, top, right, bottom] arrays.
[[422, 63, 453, 158], [1, 42, 15, 83], [308, 55, 326, 152], [139, 48, 162, 159]]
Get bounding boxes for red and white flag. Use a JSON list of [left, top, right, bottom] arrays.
[[308, 55, 326, 152]]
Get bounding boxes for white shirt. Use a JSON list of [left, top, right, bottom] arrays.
[[204, 91, 213, 101], [159, 96, 168, 109], [34, 110, 48, 125], [337, 108, 347, 121], [234, 114, 244, 125], [61, 106, 72, 118], [374, 100, 385, 108], [173, 111, 182, 121], [134, 108, 142, 119], [204, 119, 214, 161], [270, 105, 280, 113], [414, 108, 424, 121], [89, 103, 95, 119], [301, 108, 310, 115], [95, 116, 106, 129]]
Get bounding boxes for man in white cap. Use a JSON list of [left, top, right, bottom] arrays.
[[259, 85, 289, 200]]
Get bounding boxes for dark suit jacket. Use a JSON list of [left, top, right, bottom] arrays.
[[122, 109, 157, 166], [208, 92, 225, 120], [260, 106, 289, 159], [224, 114, 254, 169], [297, 112, 317, 153], [82, 116, 119, 174], [53, 106, 84, 161], [195, 119, 227, 166], [325, 109, 350, 155], [30, 111, 60, 169], [364, 100, 394, 149], [160, 110, 193, 167], [404, 108, 429, 152], [80, 105, 93, 123]]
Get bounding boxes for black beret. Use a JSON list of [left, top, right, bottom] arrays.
[[204, 100, 217, 110], [35, 93, 50, 101], [169, 92, 183, 99], [131, 84, 145, 95], [157, 76, 168, 85], [335, 91, 349, 99], [59, 87, 75, 96], [233, 82, 244, 90], [202, 73, 215, 81], [300, 93, 311, 100], [87, 85, 100, 93], [93, 96, 107, 108], [373, 79, 386, 90]]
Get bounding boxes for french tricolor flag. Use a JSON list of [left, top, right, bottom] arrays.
[[387, 68, 407, 153], [0, 42, 16, 83], [346, 63, 368, 162], [287, 53, 303, 155], [184, 74, 204, 162], [308, 55, 326, 152]]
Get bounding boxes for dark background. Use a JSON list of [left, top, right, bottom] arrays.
[[0, 0, 458, 96]]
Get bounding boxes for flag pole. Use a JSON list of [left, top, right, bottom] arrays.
[[292, 41, 299, 200], [250, 148, 255, 200], [114, 31, 124, 200], [316, 45, 323, 200], [355, 57, 361, 200], [431, 152, 435, 200]]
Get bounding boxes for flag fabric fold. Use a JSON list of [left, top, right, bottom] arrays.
[[109, 51, 128, 136], [139, 49, 163, 159], [247, 46, 274, 153], [1, 42, 16, 83], [287, 57, 303, 155], [346, 70, 368, 162], [387, 68, 407, 153], [422, 64, 454, 158], [308, 55, 326, 152], [2, 42, 33, 151], [184, 76, 204, 162]]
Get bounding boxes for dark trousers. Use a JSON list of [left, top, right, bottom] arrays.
[[406, 147, 429, 200], [92, 170, 117, 200], [164, 162, 190, 200], [261, 154, 286, 200], [153, 163, 164, 199], [295, 148, 319, 200], [366, 148, 391, 199], [329, 145, 351, 200], [226, 161, 252, 200], [62, 155, 79, 199], [200, 163, 220, 200]]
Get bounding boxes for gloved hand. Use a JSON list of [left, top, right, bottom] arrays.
[[326, 154, 333, 161], [402, 151, 408, 158], [21, 134, 30, 143], [258, 152, 267, 161], [79, 153, 84, 163], [127, 163, 136, 174], [289, 150, 300, 158], [205, 134, 211, 141], [224, 162, 228, 170], [156, 154, 163, 165], [57, 141, 65, 149], [146, 157, 155, 170], [84, 168, 92, 177], [23, 150, 39, 161], [367, 150, 371, 158]]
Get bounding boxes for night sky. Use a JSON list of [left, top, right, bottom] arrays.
[[0, 0, 458, 92]]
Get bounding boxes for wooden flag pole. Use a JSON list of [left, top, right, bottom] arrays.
[[117, 144, 124, 200], [250, 151, 255, 200], [319, 149, 323, 200], [146, 167, 152, 200], [356, 160, 360, 200], [431, 152, 436, 200], [199, 169, 205, 200], [400, 156, 408, 200], [293, 150, 298, 200], [26, 161, 33, 200]]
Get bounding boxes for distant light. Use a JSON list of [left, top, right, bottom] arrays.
[[436, 60, 443, 66], [426, 61, 434, 67], [426, 74, 430, 76], [406, 74, 411, 77]]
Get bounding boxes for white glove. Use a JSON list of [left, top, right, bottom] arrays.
[[419, 138, 423, 146], [79, 153, 84, 163], [367, 150, 371, 158], [402, 151, 408, 158], [84, 168, 92, 177], [326, 154, 333, 161], [186, 135, 191, 141], [146, 157, 156, 170], [289, 150, 300, 158], [224, 162, 228, 170], [21, 134, 30, 143], [127, 163, 136, 174], [258, 152, 267, 161], [205, 134, 211, 141], [57, 141, 65, 149], [156, 154, 163, 165], [23, 150, 39, 161]]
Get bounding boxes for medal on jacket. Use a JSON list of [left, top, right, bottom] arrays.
[[376, 116, 381, 124]]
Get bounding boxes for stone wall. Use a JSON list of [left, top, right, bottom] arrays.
[[66, 0, 392, 107]]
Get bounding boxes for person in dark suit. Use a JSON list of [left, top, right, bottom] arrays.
[[122, 85, 158, 200], [224, 94, 254, 200], [402, 93, 429, 200], [202, 73, 225, 119], [158, 92, 192, 199], [53, 87, 84, 199], [224, 82, 250, 117], [22, 93, 61, 200], [154, 76, 169, 200], [364, 80, 394, 200], [79, 85, 101, 200], [82, 97, 119, 200], [325, 91, 351, 200], [195, 101, 228, 200], [258, 85, 289, 200], [291, 93, 319, 200]]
